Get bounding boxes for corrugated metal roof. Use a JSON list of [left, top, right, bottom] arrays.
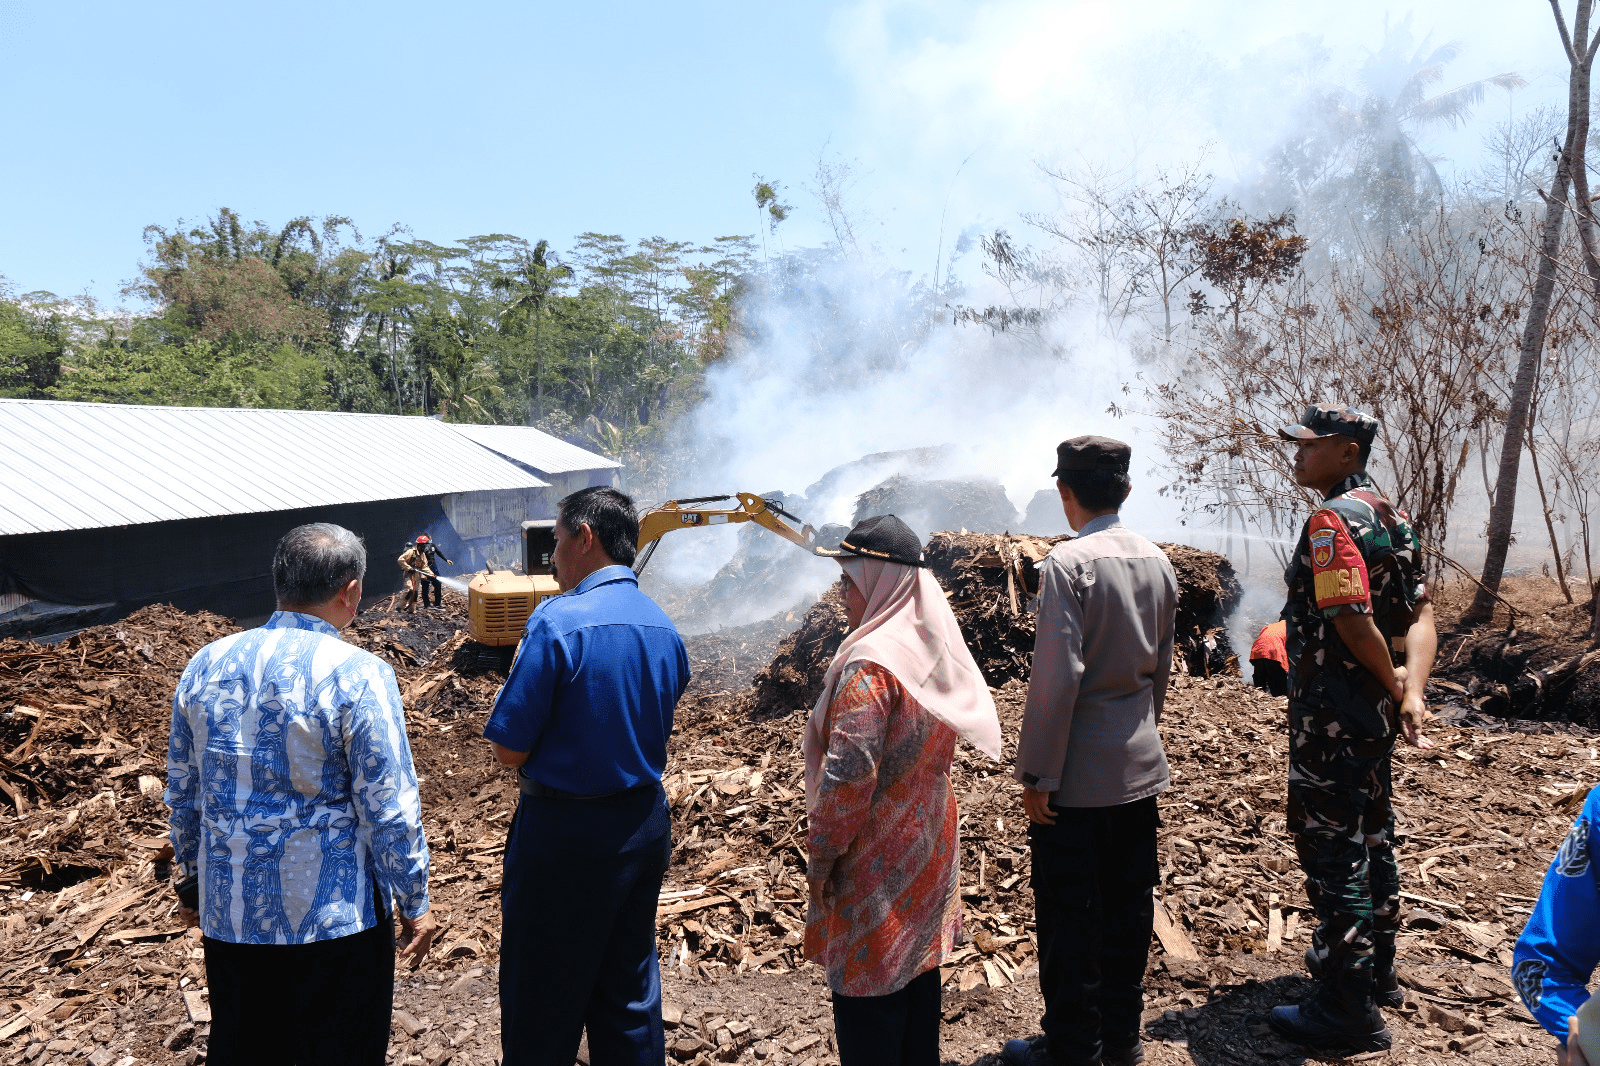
[[446, 422, 621, 475], [0, 399, 549, 537]]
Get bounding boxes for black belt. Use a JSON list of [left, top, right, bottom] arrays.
[[517, 775, 654, 801]]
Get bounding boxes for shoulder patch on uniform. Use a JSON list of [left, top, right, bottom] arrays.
[[1308, 509, 1370, 609], [1512, 957, 1546, 1010], [1556, 816, 1591, 877]]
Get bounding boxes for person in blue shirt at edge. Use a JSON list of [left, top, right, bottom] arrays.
[[484, 486, 690, 1066], [1515, 783, 1600, 1065]]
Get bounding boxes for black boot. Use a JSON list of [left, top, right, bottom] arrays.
[[1303, 930, 1328, 979], [1371, 930, 1404, 1009], [1306, 931, 1402, 1009], [1102, 1041, 1144, 1066], [1002, 1036, 1102, 1066], [1269, 967, 1392, 1052]]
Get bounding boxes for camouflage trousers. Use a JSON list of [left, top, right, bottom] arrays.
[[1286, 720, 1401, 979]]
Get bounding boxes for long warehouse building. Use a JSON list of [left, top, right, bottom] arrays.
[[0, 399, 620, 637]]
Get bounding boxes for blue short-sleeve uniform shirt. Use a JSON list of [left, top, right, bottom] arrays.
[[483, 565, 689, 793], [1515, 783, 1600, 1041]]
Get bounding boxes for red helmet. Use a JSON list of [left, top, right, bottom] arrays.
[[416, 535, 430, 544]]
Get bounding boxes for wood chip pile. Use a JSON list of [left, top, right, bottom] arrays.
[[0, 606, 238, 875], [663, 665, 1593, 1062], [0, 560, 1589, 1065], [0, 599, 517, 1065]]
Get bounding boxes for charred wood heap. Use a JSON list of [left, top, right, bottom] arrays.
[[739, 534, 1241, 719], [850, 475, 1021, 541]]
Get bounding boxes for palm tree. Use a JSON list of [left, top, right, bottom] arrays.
[[492, 239, 572, 420], [1281, 18, 1524, 248], [419, 311, 503, 424], [1351, 22, 1525, 233]]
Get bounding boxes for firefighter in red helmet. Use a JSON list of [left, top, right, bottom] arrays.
[[397, 534, 453, 611]]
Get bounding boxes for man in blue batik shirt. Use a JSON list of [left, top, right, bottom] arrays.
[[485, 486, 689, 1066], [1516, 784, 1600, 1064], [167, 523, 435, 1066]]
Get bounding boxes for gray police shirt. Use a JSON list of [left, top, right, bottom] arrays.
[[1014, 514, 1179, 808]]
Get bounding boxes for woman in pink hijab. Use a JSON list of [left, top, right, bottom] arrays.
[[803, 515, 1003, 1066]]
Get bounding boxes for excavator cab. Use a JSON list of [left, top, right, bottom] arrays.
[[467, 520, 562, 653], [523, 520, 557, 576]]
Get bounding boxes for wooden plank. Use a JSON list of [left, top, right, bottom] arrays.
[[1266, 893, 1284, 953], [0, 1012, 32, 1042], [657, 894, 736, 917], [1400, 891, 1467, 916], [1152, 901, 1200, 961], [106, 924, 188, 944], [182, 988, 211, 1024], [1407, 842, 1502, 862], [0, 998, 63, 1041]]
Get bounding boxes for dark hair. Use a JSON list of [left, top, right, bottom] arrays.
[[1356, 438, 1372, 467], [273, 523, 367, 607], [558, 486, 638, 566], [1057, 469, 1132, 512]]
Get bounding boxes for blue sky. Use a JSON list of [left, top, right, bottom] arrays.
[[0, 0, 856, 302], [0, 0, 1575, 307]]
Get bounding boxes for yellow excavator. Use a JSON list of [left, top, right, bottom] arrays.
[[466, 492, 825, 655]]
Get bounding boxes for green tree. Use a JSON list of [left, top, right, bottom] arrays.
[[492, 239, 573, 419], [0, 281, 65, 397]]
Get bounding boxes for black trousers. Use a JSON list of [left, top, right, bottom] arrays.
[[1029, 796, 1159, 1065], [500, 784, 672, 1066], [421, 573, 443, 607], [203, 919, 395, 1066], [831, 966, 941, 1066], [1251, 658, 1288, 697]]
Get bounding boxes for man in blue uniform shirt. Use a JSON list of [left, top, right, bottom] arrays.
[[485, 486, 689, 1066], [1515, 782, 1600, 1064]]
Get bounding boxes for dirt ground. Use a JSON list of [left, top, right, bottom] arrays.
[[0, 568, 1593, 1065]]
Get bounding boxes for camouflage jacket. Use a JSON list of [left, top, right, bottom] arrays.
[[1282, 472, 1428, 740]]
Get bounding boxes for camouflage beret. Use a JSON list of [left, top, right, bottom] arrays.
[[1052, 435, 1131, 476], [1278, 405, 1379, 447]]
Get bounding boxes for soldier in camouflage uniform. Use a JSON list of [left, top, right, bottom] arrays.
[[1266, 405, 1438, 1052]]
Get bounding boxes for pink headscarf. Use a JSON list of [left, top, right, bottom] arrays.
[[803, 556, 1002, 802]]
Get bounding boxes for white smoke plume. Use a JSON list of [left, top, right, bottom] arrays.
[[641, 252, 1190, 629], [641, 1, 1566, 635]]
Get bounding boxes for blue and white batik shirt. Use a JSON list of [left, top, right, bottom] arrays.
[[166, 611, 431, 944], [1514, 783, 1600, 1041]]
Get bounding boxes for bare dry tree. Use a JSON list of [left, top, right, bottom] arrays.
[[1470, 0, 1600, 621], [1152, 206, 1524, 578], [1027, 161, 1222, 340], [1533, 245, 1600, 629]]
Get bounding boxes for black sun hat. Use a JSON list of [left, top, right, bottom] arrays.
[[814, 514, 928, 568], [1052, 435, 1131, 476]]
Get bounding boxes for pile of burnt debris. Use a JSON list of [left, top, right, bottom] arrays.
[[739, 535, 1241, 720]]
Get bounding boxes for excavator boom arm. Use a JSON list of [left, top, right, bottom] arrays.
[[633, 492, 823, 575]]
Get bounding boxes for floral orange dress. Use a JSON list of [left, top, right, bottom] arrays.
[[804, 660, 962, 996]]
